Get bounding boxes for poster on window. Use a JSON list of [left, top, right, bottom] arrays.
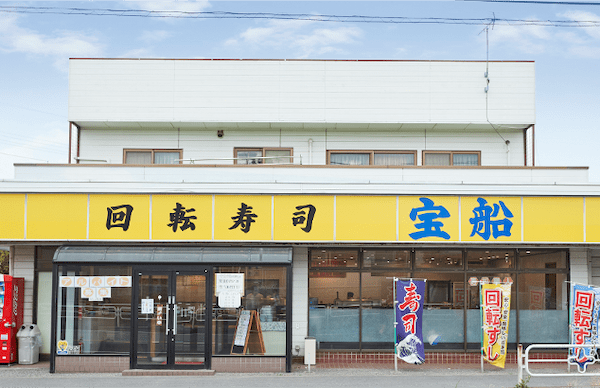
[[569, 284, 600, 372], [395, 279, 425, 365], [481, 284, 511, 368]]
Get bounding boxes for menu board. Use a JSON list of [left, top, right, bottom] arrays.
[[231, 310, 265, 355]]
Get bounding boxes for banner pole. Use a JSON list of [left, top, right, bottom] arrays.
[[393, 278, 398, 372], [568, 283, 574, 373], [480, 281, 484, 373]]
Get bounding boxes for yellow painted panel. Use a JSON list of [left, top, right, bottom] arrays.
[[274, 196, 333, 241], [27, 194, 87, 240], [586, 197, 600, 242], [461, 197, 521, 242], [0, 194, 25, 239], [89, 195, 150, 240], [152, 195, 212, 240], [214, 195, 271, 240], [399, 196, 459, 242], [523, 197, 583, 242], [336, 196, 396, 241]]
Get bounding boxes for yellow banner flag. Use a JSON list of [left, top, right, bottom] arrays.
[[481, 283, 511, 368]]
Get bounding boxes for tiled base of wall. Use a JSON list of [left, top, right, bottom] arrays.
[[295, 352, 565, 369], [55, 356, 129, 373], [212, 357, 286, 373]]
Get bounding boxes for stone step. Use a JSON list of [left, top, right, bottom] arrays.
[[122, 369, 215, 376]]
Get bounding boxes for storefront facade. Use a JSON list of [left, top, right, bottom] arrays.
[[2, 59, 600, 372], [52, 246, 291, 372], [2, 188, 599, 372]]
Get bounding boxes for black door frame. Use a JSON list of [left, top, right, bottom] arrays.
[[131, 265, 213, 370]]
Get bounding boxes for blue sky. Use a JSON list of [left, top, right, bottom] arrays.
[[1, 1, 599, 181]]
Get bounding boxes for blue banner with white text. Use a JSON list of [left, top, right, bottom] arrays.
[[569, 284, 600, 372], [395, 279, 425, 364]]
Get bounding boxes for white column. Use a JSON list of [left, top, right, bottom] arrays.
[[291, 246, 308, 356]]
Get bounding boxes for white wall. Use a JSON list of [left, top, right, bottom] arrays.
[[69, 59, 535, 126], [591, 249, 600, 286], [10, 246, 34, 325], [291, 247, 308, 356], [570, 248, 591, 286], [78, 126, 525, 166]]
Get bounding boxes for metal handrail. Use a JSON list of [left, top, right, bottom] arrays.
[[519, 343, 600, 379], [178, 155, 302, 165]]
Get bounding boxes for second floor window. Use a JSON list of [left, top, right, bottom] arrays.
[[234, 148, 293, 164], [422, 151, 480, 166], [328, 151, 416, 166], [124, 149, 182, 165]]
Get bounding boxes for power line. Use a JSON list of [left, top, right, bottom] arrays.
[[1, 6, 600, 27], [0, 151, 50, 163], [465, 0, 600, 5]]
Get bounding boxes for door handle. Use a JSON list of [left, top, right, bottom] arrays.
[[173, 302, 177, 336], [165, 296, 170, 335]]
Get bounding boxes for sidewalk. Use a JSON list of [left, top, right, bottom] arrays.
[[1, 361, 600, 388]]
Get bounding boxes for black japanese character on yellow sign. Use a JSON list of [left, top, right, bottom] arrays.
[[168, 202, 197, 232], [229, 202, 257, 233], [292, 204, 316, 233], [106, 205, 133, 231]]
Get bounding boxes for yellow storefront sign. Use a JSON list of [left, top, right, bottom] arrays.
[[399, 196, 459, 242], [274, 196, 334, 241], [214, 195, 271, 241], [336, 196, 396, 241], [152, 195, 212, 240], [0, 194, 596, 243], [89, 194, 150, 240]]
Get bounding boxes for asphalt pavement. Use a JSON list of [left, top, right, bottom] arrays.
[[1, 362, 600, 388]]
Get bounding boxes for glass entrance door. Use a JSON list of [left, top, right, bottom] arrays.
[[133, 268, 210, 369]]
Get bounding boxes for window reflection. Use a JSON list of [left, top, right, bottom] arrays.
[[213, 266, 287, 356], [415, 250, 463, 269], [56, 265, 132, 355], [308, 248, 568, 351], [467, 249, 514, 269], [310, 249, 358, 268]]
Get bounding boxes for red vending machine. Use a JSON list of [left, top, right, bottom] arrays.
[[0, 275, 24, 364]]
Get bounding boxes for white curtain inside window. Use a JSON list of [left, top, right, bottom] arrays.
[[374, 153, 415, 166], [453, 153, 479, 166], [423, 153, 451, 166], [154, 152, 180, 164], [125, 151, 152, 164], [330, 153, 370, 166], [265, 149, 292, 164]]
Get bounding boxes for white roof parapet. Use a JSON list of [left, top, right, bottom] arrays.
[[2, 164, 597, 196]]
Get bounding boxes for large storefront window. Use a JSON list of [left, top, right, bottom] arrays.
[[56, 265, 132, 355], [414, 271, 465, 349], [213, 266, 287, 356], [360, 271, 409, 349], [308, 248, 569, 351]]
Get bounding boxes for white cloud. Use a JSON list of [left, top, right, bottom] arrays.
[[119, 48, 156, 58], [560, 10, 600, 40], [0, 13, 104, 70], [489, 22, 551, 55], [125, 0, 210, 12], [0, 127, 68, 180], [226, 19, 363, 58], [566, 45, 600, 58], [139, 30, 173, 43], [486, 11, 600, 58]]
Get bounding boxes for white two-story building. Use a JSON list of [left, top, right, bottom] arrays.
[[2, 58, 600, 373]]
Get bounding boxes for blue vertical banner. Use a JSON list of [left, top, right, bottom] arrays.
[[395, 279, 425, 364], [569, 284, 600, 372]]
